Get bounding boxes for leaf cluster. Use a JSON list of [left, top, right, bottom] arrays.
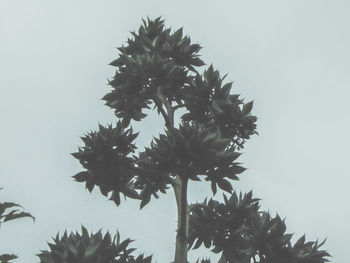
[[72, 122, 139, 206], [182, 66, 257, 149], [103, 17, 257, 147], [72, 120, 247, 209], [104, 17, 204, 127], [189, 192, 330, 263], [0, 202, 34, 227], [135, 122, 245, 207], [0, 189, 34, 263], [73, 17, 258, 209], [38, 226, 152, 263]]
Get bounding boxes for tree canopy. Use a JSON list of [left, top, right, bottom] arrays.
[[50, 17, 331, 263]]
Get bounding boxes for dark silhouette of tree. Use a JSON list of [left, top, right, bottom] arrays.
[[39, 17, 331, 263], [38, 226, 152, 263], [0, 188, 34, 263]]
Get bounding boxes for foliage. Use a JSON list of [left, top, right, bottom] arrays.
[[38, 226, 152, 263], [0, 201, 35, 228], [0, 255, 17, 263], [70, 17, 330, 263], [189, 191, 330, 263], [0, 188, 34, 263], [72, 122, 139, 206], [72, 17, 256, 208], [135, 122, 245, 208]]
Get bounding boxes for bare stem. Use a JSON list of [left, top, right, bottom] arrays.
[[154, 87, 188, 263], [173, 176, 189, 263], [155, 86, 174, 127]]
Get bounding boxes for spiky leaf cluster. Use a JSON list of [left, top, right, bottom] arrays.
[[135, 122, 245, 206], [38, 227, 152, 263], [0, 189, 34, 263], [189, 192, 330, 263], [104, 17, 204, 127], [72, 122, 139, 205], [104, 17, 256, 147], [182, 66, 257, 149]]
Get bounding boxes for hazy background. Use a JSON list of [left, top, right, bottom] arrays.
[[1, 0, 349, 262]]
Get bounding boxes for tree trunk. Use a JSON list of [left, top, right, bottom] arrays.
[[173, 176, 189, 263], [155, 88, 188, 262]]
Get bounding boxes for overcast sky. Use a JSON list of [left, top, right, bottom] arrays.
[[0, 0, 349, 262]]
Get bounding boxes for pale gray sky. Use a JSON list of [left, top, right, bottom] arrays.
[[0, 0, 349, 262]]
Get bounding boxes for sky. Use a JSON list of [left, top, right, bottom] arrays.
[[0, 0, 349, 262]]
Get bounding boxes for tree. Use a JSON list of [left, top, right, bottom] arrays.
[[0, 188, 34, 263], [39, 17, 330, 263]]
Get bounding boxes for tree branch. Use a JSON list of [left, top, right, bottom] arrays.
[[156, 87, 174, 127], [172, 103, 187, 111], [151, 86, 175, 130], [153, 96, 172, 128]]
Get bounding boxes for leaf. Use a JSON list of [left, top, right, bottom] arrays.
[[0, 202, 22, 216], [85, 242, 100, 257], [85, 181, 94, 192], [221, 83, 232, 97], [151, 36, 158, 47], [0, 254, 18, 262], [72, 171, 89, 182], [242, 101, 253, 115], [294, 234, 306, 248], [109, 192, 121, 206], [217, 179, 233, 193], [211, 182, 217, 195], [212, 100, 223, 113], [191, 58, 205, 67], [140, 195, 151, 209], [122, 117, 131, 128], [3, 210, 35, 223], [173, 27, 183, 44]]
